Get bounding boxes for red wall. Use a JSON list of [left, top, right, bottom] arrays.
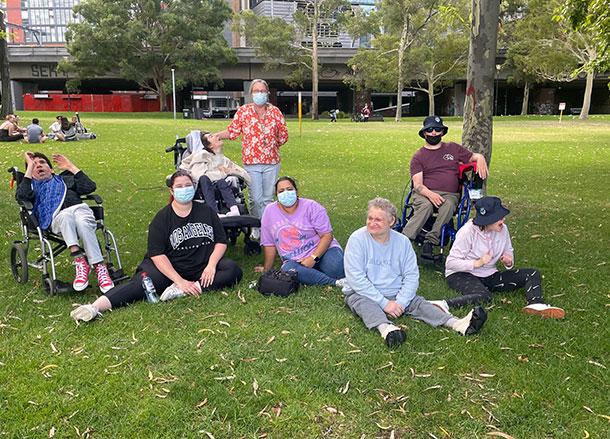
[[23, 94, 165, 112]]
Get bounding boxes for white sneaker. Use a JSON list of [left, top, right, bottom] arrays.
[[160, 283, 186, 302], [70, 304, 101, 323], [251, 227, 261, 240], [429, 300, 449, 313], [335, 278, 347, 288], [522, 303, 565, 319]]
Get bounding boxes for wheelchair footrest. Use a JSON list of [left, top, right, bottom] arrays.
[[54, 279, 78, 294]]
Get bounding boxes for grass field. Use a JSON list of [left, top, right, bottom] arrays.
[[1, 112, 609, 438]]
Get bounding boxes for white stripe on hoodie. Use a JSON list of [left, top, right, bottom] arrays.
[[445, 219, 514, 278]]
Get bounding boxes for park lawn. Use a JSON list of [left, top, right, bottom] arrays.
[[0, 113, 608, 438]]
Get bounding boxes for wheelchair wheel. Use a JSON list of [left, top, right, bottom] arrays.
[[42, 277, 56, 296], [10, 243, 28, 284]]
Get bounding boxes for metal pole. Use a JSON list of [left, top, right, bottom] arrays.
[[171, 68, 176, 119], [298, 91, 302, 137]]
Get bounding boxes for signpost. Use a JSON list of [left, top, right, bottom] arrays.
[[559, 102, 566, 122]]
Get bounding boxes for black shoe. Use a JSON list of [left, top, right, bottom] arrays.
[[421, 241, 434, 259], [385, 329, 406, 347], [465, 307, 488, 335]]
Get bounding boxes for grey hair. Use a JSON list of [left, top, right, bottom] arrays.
[[367, 197, 398, 222], [249, 79, 269, 95]]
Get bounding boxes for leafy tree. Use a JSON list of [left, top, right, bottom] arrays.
[[62, 0, 237, 111], [562, 0, 610, 72], [402, 2, 469, 116], [505, 0, 598, 119], [234, 0, 350, 120], [462, 0, 500, 171], [346, 0, 441, 121]]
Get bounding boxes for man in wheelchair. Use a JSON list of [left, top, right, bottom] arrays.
[[15, 152, 115, 293], [403, 116, 489, 259]]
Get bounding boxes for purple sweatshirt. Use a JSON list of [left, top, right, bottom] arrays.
[[445, 219, 514, 278]]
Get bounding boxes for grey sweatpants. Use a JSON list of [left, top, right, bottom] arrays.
[[345, 293, 453, 330], [51, 203, 103, 265]]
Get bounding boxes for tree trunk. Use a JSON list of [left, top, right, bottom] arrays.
[[311, 0, 319, 120], [395, 12, 409, 122], [521, 81, 529, 115], [427, 79, 435, 116], [579, 71, 593, 119], [0, 11, 14, 117], [462, 0, 500, 174]]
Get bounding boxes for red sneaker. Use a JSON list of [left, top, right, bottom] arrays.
[[95, 263, 115, 294], [73, 257, 90, 291]]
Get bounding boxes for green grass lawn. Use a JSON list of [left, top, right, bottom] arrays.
[[1, 112, 609, 438]]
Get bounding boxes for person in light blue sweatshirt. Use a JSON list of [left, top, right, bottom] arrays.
[[343, 197, 488, 347]]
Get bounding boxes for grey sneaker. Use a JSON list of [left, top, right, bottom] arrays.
[[335, 278, 347, 288], [160, 283, 186, 302], [70, 304, 101, 323]]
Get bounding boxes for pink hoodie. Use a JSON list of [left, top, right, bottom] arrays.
[[445, 219, 514, 278]]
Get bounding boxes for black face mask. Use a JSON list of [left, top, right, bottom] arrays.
[[425, 134, 442, 145]]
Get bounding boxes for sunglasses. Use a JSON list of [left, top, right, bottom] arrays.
[[425, 127, 443, 133]]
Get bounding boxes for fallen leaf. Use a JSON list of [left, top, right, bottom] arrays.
[[485, 433, 515, 439], [253, 379, 259, 396], [588, 360, 606, 369], [275, 358, 287, 363], [517, 355, 529, 362], [530, 234, 542, 239], [583, 406, 594, 414], [340, 381, 349, 394], [265, 336, 275, 345], [49, 427, 55, 438], [325, 406, 338, 413], [219, 321, 230, 327], [479, 373, 496, 378], [194, 398, 208, 409]]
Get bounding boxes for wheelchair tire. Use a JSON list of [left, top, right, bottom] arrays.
[[10, 243, 28, 284], [42, 277, 56, 296]]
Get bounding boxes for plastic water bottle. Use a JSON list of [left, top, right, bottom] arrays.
[[141, 272, 159, 304]]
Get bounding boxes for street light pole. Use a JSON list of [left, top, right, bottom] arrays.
[[171, 68, 176, 119]]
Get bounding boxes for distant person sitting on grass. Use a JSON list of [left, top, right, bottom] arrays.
[[48, 115, 63, 140], [0, 115, 24, 142], [342, 197, 488, 348], [429, 197, 565, 319], [58, 116, 77, 142], [15, 152, 115, 294], [70, 170, 243, 323], [25, 118, 46, 143], [179, 131, 251, 217]]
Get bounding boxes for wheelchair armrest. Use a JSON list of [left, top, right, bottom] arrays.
[[83, 194, 103, 204]]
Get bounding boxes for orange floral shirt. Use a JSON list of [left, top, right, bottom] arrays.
[[227, 104, 289, 165]]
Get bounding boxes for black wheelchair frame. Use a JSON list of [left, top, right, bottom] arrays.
[[166, 135, 261, 256], [8, 167, 129, 295], [393, 163, 483, 263]]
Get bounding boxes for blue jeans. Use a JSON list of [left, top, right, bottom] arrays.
[[282, 246, 345, 286], [244, 163, 281, 218]]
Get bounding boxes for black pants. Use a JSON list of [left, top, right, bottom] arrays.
[[197, 175, 237, 213], [104, 257, 243, 308], [445, 269, 544, 309]]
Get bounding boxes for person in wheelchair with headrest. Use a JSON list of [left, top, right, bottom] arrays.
[[15, 152, 114, 293], [403, 116, 489, 259], [179, 131, 252, 217]]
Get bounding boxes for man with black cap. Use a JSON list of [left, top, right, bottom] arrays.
[[404, 116, 489, 258]]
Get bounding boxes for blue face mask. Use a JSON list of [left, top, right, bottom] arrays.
[[252, 92, 268, 106], [173, 186, 195, 203], [277, 190, 297, 207]]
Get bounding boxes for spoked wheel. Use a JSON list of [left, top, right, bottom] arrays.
[[10, 243, 28, 283], [42, 277, 56, 296]]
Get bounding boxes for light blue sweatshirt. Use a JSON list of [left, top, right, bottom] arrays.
[[343, 226, 419, 309]]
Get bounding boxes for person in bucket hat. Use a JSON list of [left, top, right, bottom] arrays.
[[429, 196, 565, 319], [404, 116, 489, 259]]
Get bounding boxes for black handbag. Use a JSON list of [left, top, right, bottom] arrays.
[[258, 269, 299, 297]]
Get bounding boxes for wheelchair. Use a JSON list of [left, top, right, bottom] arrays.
[[393, 163, 483, 263], [8, 167, 129, 295], [166, 133, 261, 256]]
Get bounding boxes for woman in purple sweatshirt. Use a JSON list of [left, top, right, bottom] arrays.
[[431, 197, 565, 319]]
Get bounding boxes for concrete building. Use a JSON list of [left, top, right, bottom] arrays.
[[2, 0, 609, 116]]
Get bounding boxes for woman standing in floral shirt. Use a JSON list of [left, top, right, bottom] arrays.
[[216, 79, 289, 233]]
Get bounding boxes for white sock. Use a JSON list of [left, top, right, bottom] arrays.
[[378, 323, 401, 339]]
